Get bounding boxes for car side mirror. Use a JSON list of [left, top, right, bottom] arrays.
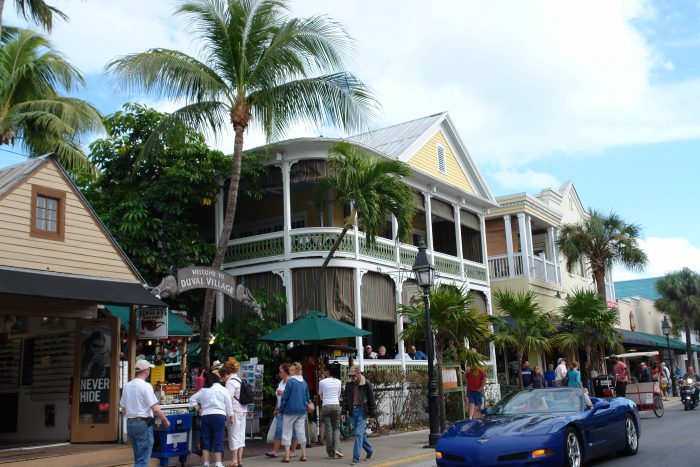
[[591, 400, 610, 413]]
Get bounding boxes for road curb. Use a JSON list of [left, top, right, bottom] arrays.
[[369, 452, 435, 467]]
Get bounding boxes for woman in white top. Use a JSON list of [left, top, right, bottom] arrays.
[[189, 372, 234, 467], [318, 365, 343, 459], [221, 358, 248, 467], [266, 363, 297, 458]]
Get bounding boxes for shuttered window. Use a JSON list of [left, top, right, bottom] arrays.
[[436, 144, 447, 174]]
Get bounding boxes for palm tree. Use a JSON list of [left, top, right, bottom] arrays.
[[557, 209, 648, 300], [656, 268, 700, 364], [490, 289, 554, 390], [300, 141, 415, 312], [551, 289, 622, 379], [1, 29, 103, 172], [0, 0, 67, 37], [106, 0, 377, 369], [400, 284, 491, 429]]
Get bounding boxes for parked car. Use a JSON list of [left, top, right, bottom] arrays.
[[436, 388, 639, 466]]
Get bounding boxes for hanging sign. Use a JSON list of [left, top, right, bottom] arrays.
[[177, 267, 238, 297], [138, 307, 168, 339]]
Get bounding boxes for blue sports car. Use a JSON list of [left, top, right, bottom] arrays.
[[436, 388, 639, 467]]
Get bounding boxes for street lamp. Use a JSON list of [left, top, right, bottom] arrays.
[[661, 315, 677, 396], [413, 238, 440, 448]]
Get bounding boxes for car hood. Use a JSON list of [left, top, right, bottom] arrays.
[[443, 413, 574, 438]]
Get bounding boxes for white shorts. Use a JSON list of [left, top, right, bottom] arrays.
[[228, 412, 247, 450]]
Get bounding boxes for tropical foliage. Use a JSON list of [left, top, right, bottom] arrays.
[[491, 289, 554, 389], [655, 268, 700, 364], [550, 289, 622, 376], [0, 29, 102, 172], [400, 284, 491, 429], [0, 0, 67, 36], [557, 210, 648, 300], [106, 0, 378, 368], [300, 141, 416, 312]]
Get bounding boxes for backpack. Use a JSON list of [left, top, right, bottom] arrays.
[[233, 377, 255, 405]]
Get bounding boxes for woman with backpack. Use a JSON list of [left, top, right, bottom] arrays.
[[221, 358, 248, 467]]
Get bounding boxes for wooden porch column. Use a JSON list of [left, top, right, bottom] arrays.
[[354, 268, 366, 370], [282, 160, 292, 260], [503, 215, 515, 277], [128, 305, 137, 380], [453, 203, 464, 279], [424, 192, 434, 261], [517, 213, 530, 276], [526, 215, 535, 274]]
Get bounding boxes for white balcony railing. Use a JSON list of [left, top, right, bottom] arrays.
[[488, 252, 559, 285], [224, 227, 488, 283]]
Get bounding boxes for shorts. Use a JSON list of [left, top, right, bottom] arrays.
[[467, 391, 484, 406]]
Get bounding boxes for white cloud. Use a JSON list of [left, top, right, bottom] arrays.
[[492, 167, 560, 192], [613, 236, 700, 280]]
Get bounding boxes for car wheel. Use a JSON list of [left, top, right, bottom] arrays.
[[623, 415, 639, 456], [653, 395, 664, 417], [564, 428, 582, 467]]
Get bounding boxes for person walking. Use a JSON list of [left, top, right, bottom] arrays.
[[464, 366, 486, 419], [222, 359, 247, 467], [266, 364, 297, 458], [659, 362, 670, 399], [532, 367, 546, 389], [319, 365, 343, 459], [120, 360, 171, 467], [554, 358, 568, 387], [612, 356, 629, 397], [279, 362, 309, 462], [567, 362, 582, 388], [189, 371, 233, 467], [342, 365, 377, 465]]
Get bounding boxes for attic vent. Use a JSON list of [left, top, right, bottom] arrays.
[[436, 144, 447, 174]]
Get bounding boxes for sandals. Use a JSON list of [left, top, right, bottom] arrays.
[[265, 453, 278, 458], [300, 456, 307, 462], [281, 458, 290, 463]]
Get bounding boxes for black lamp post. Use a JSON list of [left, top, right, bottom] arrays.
[[413, 238, 441, 448], [661, 315, 678, 396]]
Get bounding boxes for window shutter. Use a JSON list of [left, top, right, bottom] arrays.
[[437, 144, 447, 174]]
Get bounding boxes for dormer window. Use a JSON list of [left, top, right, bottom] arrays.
[[436, 144, 447, 174], [30, 185, 65, 241]]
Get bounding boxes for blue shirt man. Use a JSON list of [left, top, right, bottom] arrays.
[[521, 361, 533, 388], [544, 363, 556, 387], [408, 345, 428, 360]]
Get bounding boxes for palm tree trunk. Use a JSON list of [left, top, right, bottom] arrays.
[[299, 212, 355, 314], [593, 268, 607, 301], [516, 350, 524, 390], [0, 0, 5, 38], [200, 122, 246, 369], [685, 319, 693, 366], [585, 345, 592, 390]]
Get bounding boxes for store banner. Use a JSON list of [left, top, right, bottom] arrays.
[[138, 307, 168, 339], [78, 322, 112, 423], [177, 267, 237, 298]]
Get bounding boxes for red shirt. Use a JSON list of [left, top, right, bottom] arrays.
[[466, 368, 486, 392]]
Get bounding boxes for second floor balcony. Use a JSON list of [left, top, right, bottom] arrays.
[[488, 252, 559, 284]]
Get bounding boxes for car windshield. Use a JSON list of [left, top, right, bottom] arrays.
[[490, 389, 584, 415]]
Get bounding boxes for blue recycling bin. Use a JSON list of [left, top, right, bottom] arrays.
[[152, 413, 193, 467]]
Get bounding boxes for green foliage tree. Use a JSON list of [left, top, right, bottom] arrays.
[[655, 268, 700, 364], [400, 285, 491, 429], [550, 289, 622, 377], [557, 210, 648, 300], [490, 289, 554, 390], [78, 103, 231, 286], [0, 0, 67, 37], [1, 29, 102, 172], [106, 0, 378, 368], [301, 141, 415, 312]]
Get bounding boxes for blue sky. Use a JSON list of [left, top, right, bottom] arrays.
[[3, 0, 700, 280]]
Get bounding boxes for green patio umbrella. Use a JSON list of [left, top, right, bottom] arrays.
[[258, 311, 370, 342]]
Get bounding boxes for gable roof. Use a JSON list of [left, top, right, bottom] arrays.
[[348, 112, 446, 159], [350, 112, 496, 204], [0, 154, 149, 285], [614, 277, 661, 301]]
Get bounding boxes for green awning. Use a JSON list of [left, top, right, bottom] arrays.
[[105, 305, 193, 337], [616, 328, 700, 352]]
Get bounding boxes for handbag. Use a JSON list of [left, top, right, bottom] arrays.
[[266, 416, 277, 443], [307, 401, 315, 413]]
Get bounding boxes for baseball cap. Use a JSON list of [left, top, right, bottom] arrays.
[[135, 360, 155, 371]]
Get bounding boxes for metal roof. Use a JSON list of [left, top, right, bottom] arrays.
[[348, 112, 446, 159], [0, 156, 47, 198], [614, 277, 661, 301]]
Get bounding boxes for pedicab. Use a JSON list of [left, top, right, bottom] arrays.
[[607, 351, 664, 417]]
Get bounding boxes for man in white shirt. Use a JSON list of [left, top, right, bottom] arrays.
[[120, 360, 170, 467], [554, 358, 568, 387]]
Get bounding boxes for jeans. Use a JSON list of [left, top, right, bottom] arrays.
[[351, 407, 373, 462], [127, 419, 153, 467], [322, 404, 341, 457]]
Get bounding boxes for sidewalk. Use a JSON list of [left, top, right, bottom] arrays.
[[189, 430, 434, 467]]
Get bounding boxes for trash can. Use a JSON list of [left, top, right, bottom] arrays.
[[592, 374, 617, 398], [152, 413, 193, 467]]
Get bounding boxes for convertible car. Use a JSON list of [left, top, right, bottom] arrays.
[[436, 388, 639, 467]]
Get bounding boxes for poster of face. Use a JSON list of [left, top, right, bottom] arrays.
[[138, 307, 168, 339], [79, 323, 112, 424]]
